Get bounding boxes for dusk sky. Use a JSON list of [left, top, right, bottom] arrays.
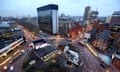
[[0, 0, 120, 17]]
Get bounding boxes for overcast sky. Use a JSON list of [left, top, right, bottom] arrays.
[[0, 0, 120, 17]]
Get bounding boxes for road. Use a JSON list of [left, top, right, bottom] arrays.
[[2, 23, 119, 72], [71, 37, 120, 72], [0, 24, 34, 72], [75, 43, 105, 72], [0, 43, 26, 72], [6, 44, 27, 72], [5, 24, 35, 72], [43, 34, 119, 72], [35, 30, 120, 72]]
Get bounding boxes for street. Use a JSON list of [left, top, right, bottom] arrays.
[[71, 38, 120, 72], [0, 24, 119, 72], [21, 24, 120, 72], [6, 43, 27, 72]]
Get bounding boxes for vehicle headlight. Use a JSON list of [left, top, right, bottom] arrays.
[[3, 66, 7, 70], [10, 66, 14, 71]]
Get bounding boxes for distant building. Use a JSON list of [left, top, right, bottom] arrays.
[[98, 16, 106, 22], [0, 16, 1, 22], [60, 13, 66, 18], [59, 15, 83, 37], [37, 4, 59, 34], [0, 22, 10, 33], [59, 17, 83, 37], [26, 17, 39, 28], [59, 18, 71, 36], [2, 17, 16, 21], [68, 22, 82, 38], [71, 16, 82, 22], [106, 11, 120, 24], [110, 16, 120, 24], [90, 11, 99, 23], [106, 16, 112, 23], [0, 22, 11, 38], [83, 6, 91, 26], [112, 11, 120, 15], [0, 21, 24, 39], [83, 6, 91, 21]]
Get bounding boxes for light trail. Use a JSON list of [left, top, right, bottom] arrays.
[[0, 40, 24, 57], [85, 43, 98, 57], [0, 50, 20, 66]]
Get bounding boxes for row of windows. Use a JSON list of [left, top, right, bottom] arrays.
[[38, 10, 53, 33]]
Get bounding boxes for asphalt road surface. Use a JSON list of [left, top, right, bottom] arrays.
[[6, 24, 119, 72], [72, 38, 120, 72]]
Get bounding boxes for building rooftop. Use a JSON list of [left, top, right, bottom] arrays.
[[98, 30, 111, 41], [91, 11, 99, 15], [109, 23, 120, 26], [110, 16, 120, 24], [37, 4, 58, 11], [0, 22, 10, 28], [34, 45, 57, 60]]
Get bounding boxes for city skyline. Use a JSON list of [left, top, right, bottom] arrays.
[[0, 0, 120, 17]]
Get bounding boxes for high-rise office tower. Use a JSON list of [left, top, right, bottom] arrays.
[[37, 4, 59, 34], [83, 6, 91, 24]]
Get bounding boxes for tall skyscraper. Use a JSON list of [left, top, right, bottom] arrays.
[[83, 6, 91, 26], [37, 4, 59, 34], [83, 6, 91, 24]]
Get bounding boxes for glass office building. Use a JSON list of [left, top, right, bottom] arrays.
[[37, 4, 58, 34]]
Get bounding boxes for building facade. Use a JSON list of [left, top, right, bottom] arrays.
[[83, 6, 91, 21], [0, 16, 1, 22], [83, 6, 91, 26], [90, 11, 99, 23], [37, 4, 59, 34]]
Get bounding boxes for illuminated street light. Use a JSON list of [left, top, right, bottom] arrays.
[[10, 66, 14, 71], [3, 66, 7, 70]]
